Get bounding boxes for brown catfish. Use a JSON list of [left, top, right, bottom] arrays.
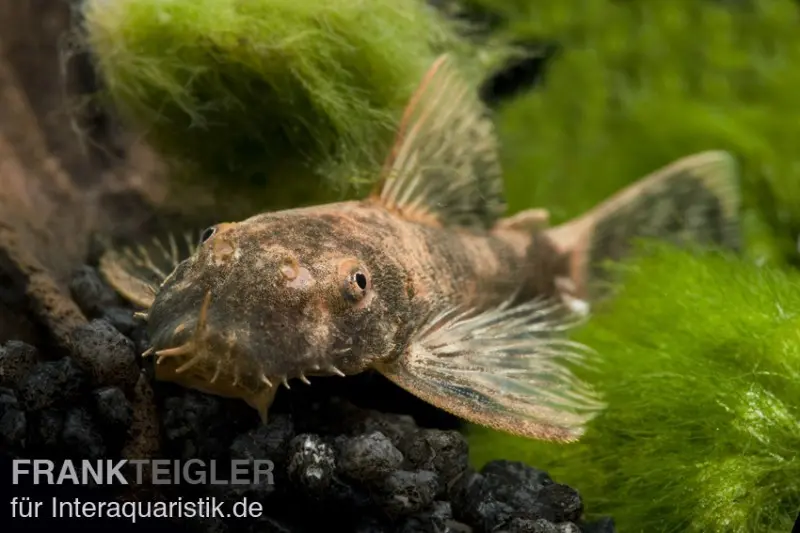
[[98, 54, 741, 442]]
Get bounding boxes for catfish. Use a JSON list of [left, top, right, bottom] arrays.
[[99, 54, 740, 442]]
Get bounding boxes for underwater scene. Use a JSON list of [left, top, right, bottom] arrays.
[[1, 1, 798, 532]]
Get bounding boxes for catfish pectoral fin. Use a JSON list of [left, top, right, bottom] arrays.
[[374, 297, 604, 442], [98, 230, 200, 308], [98, 247, 159, 309]]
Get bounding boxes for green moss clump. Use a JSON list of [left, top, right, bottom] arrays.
[[80, 0, 488, 207], [460, 3, 800, 529], [467, 0, 800, 268], [468, 243, 800, 532]]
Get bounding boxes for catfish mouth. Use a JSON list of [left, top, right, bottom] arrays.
[[143, 289, 349, 412]]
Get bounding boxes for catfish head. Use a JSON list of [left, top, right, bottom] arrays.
[[117, 208, 415, 420]]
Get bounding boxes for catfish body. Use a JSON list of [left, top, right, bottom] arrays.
[[148, 200, 567, 371], [138, 200, 570, 428], [100, 54, 741, 442]]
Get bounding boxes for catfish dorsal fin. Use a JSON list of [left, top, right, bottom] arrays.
[[368, 54, 507, 230]]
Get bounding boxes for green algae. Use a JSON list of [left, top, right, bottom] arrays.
[[79, 0, 496, 210], [468, 242, 800, 532], [467, 0, 800, 269], [457, 2, 800, 529]]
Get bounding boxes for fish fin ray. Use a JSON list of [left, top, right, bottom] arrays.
[[494, 208, 551, 233], [369, 54, 506, 230], [376, 297, 604, 442], [546, 150, 741, 300], [98, 230, 200, 308]]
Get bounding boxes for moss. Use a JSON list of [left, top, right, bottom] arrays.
[[461, 2, 800, 530], [79, 0, 497, 209], [462, 0, 800, 269], [468, 243, 800, 532]]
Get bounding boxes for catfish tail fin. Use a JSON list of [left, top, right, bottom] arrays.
[[544, 150, 741, 301]]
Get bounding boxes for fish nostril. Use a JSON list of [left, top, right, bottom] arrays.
[[286, 266, 315, 289], [279, 256, 315, 289], [280, 257, 299, 280], [211, 238, 236, 264]]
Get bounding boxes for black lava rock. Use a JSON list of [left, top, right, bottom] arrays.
[[508, 518, 559, 533], [507, 520, 583, 533], [29, 408, 64, 451], [18, 357, 86, 411], [353, 518, 389, 533], [337, 430, 403, 483], [162, 390, 255, 460], [0, 340, 38, 388], [224, 414, 296, 500], [102, 305, 140, 337], [162, 391, 232, 460], [62, 407, 106, 459], [70, 318, 140, 391], [380, 470, 439, 517], [69, 265, 123, 317], [357, 410, 418, 448], [0, 387, 26, 451], [208, 467, 278, 509], [286, 433, 337, 493], [582, 517, 616, 533], [128, 324, 152, 359], [452, 460, 585, 532], [481, 459, 555, 497], [397, 501, 461, 533], [230, 414, 295, 466], [399, 428, 469, 492], [93, 386, 133, 430], [537, 483, 584, 523]]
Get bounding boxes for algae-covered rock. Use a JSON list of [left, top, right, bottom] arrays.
[[468, 242, 800, 532], [79, 0, 495, 214]]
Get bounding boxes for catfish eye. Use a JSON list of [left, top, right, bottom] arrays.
[[199, 226, 217, 244], [339, 259, 371, 303]]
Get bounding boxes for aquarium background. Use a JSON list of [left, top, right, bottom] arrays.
[[0, 0, 798, 532]]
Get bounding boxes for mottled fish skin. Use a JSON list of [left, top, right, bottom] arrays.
[[99, 54, 741, 442], [145, 201, 566, 382]]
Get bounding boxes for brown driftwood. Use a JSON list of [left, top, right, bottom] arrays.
[[0, 0, 168, 350]]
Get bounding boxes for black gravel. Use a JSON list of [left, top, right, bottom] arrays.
[[1, 264, 616, 533]]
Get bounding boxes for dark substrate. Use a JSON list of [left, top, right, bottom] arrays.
[[0, 262, 616, 533]]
